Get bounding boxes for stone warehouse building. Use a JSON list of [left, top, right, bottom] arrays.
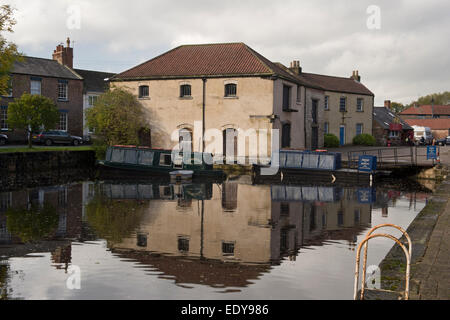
[[111, 43, 340, 162]]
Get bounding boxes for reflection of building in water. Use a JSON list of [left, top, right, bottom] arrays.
[[0, 184, 83, 244], [51, 244, 72, 272], [108, 183, 377, 267]]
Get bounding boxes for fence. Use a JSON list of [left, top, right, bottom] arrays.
[[347, 146, 440, 169]]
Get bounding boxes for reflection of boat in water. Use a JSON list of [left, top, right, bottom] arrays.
[[100, 182, 213, 201], [97, 146, 226, 181]]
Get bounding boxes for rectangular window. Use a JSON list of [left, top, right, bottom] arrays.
[[389, 131, 400, 138], [2, 78, 13, 97], [58, 80, 68, 100], [356, 123, 363, 136], [139, 85, 149, 98], [224, 83, 237, 97], [88, 95, 98, 106], [324, 96, 329, 110], [324, 122, 329, 134], [159, 154, 172, 166], [282, 85, 291, 111], [312, 99, 318, 124], [339, 97, 346, 112], [178, 236, 190, 252], [58, 112, 68, 131], [280, 203, 290, 217], [357, 98, 364, 112], [1, 107, 7, 130], [30, 79, 41, 95], [296, 85, 302, 102], [180, 84, 191, 98], [222, 241, 235, 256]]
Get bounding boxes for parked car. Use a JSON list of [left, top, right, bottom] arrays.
[[32, 131, 83, 146], [437, 136, 450, 146], [0, 133, 8, 145]]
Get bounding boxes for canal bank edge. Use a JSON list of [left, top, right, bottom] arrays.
[[0, 150, 96, 191], [369, 165, 450, 300]]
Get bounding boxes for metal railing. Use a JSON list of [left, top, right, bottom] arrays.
[[347, 146, 440, 169], [354, 224, 412, 300]]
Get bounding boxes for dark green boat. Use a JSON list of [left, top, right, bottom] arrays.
[[97, 145, 226, 180]]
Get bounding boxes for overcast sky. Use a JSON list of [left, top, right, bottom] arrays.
[[4, 0, 450, 105]]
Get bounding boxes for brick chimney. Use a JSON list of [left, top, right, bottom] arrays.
[[351, 70, 361, 82], [53, 37, 73, 69], [289, 60, 302, 75], [384, 100, 392, 109]]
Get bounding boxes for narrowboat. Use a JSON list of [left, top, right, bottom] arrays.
[[97, 146, 226, 180], [252, 150, 391, 186]]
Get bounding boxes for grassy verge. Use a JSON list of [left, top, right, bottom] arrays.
[[0, 146, 94, 153]]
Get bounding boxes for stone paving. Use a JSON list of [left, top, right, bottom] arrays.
[[410, 147, 450, 299]]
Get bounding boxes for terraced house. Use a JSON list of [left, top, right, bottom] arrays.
[[0, 49, 84, 143], [111, 43, 332, 162], [299, 70, 375, 146]]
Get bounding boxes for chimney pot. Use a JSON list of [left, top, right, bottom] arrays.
[[384, 100, 392, 109], [289, 60, 302, 75], [52, 37, 74, 69]]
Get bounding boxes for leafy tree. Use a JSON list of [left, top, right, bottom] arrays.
[[0, 4, 21, 96], [6, 203, 59, 243], [7, 93, 59, 148], [85, 191, 148, 246], [411, 91, 450, 106], [86, 88, 149, 150], [390, 102, 407, 114]]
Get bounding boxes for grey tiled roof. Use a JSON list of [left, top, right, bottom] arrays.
[[74, 69, 115, 93], [12, 56, 82, 80], [373, 107, 413, 130]]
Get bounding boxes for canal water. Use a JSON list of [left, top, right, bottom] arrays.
[[0, 177, 428, 300]]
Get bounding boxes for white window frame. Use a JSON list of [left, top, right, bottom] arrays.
[[88, 95, 98, 107], [30, 79, 41, 95], [356, 123, 364, 136], [58, 112, 68, 132], [389, 130, 400, 138], [58, 81, 68, 101], [324, 96, 329, 110], [357, 98, 364, 112], [324, 122, 329, 134], [339, 97, 347, 112]]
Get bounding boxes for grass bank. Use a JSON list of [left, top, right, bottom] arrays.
[[0, 146, 94, 153]]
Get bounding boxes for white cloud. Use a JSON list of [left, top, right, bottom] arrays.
[[4, 0, 450, 104]]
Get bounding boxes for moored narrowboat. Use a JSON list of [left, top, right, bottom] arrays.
[[97, 146, 226, 180]]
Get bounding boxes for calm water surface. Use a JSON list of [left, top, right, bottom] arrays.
[[0, 177, 429, 299]]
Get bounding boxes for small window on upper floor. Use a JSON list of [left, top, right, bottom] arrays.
[[58, 80, 68, 101], [180, 84, 191, 98], [357, 98, 364, 112], [324, 96, 329, 110], [139, 85, 149, 99], [224, 83, 237, 97], [30, 78, 42, 95], [2, 78, 13, 97], [88, 95, 98, 107], [339, 97, 347, 112]]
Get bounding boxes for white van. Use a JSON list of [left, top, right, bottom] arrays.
[[412, 126, 433, 145]]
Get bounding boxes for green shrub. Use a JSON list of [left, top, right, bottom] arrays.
[[353, 134, 376, 146], [324, 134, 340, 148]]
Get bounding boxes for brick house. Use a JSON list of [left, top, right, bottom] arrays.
[[373, 101, 413, 146], [0, 38, 113, 143], [0, 40, 84, 142], [400, 104, 450, 139]]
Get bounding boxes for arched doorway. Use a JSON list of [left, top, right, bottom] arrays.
[[222, 128, 238, 164]]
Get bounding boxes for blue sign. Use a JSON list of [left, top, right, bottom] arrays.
[[358, 155, 377, 172], [427, 146, 437, 160]]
